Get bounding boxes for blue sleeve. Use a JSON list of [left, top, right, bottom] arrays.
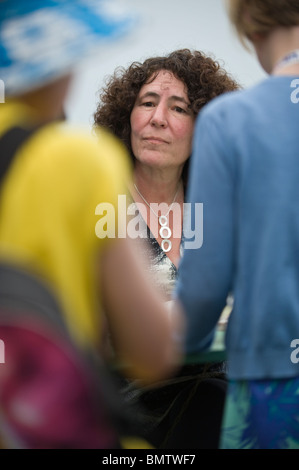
[[174, 106, 236, 354]]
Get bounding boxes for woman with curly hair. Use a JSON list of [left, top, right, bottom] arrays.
[[94, 49, 239, 449], [94, 48, 239, 295]]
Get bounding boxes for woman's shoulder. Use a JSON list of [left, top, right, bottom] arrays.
[[20, 121, 131, 184]]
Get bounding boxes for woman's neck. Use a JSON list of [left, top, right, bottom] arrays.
[[265, 26, 299, 75], [132, 163, 184, 204], [130, 163, 185, 268]]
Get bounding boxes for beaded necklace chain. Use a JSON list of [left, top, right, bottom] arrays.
[[273, 49, 299, 74]]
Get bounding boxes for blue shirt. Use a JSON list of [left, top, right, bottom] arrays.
[[175, 76, 299, 380]]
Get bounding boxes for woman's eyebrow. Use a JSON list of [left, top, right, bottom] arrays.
[[138, 91, 159, 100], [138, 91, 190, 105], [169, 95, 190, 106]]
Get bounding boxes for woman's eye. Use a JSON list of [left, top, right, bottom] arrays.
[[174, 106, 186, 114], [142, 101, 155, 107]]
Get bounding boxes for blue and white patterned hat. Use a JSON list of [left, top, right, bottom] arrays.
[[0, 0, 135, 97]]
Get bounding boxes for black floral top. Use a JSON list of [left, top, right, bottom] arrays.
[[121, 201, 227, 449], [129, 202, 183, 300]]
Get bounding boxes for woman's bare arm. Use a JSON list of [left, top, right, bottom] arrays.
[[100, 237, 184, 384]]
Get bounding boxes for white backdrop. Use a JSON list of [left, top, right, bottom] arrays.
[[65, 0, 267, 126]]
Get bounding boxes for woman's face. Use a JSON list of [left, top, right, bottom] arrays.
[[130, 70, 195, 172]]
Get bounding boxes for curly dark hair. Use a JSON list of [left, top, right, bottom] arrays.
[[94, 48, 240, 181]]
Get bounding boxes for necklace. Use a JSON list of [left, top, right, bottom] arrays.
[[273, 49, 299, 73], [134, 183, 180, 253]]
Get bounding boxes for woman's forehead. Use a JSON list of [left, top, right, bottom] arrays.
[[141, 70, 187, 95]]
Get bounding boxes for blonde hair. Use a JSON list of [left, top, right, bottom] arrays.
[[226, 0, 299, 47]]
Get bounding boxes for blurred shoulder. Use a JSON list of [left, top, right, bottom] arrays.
[[199, 77, 270, 120], [37, 121, 129, 159], [27, 121, 132, 179]]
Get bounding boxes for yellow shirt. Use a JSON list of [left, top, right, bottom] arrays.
[[0, 100, 131, 348]]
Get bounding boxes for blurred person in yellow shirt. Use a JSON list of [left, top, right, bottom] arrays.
[[0, 0, 183, 449]]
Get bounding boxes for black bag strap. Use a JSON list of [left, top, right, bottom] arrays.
[[0, 126, 40, 184]]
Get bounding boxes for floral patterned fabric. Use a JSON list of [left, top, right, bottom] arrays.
[[220, 377, 299, 449]]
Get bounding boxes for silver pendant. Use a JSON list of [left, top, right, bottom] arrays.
[[161, 239, 172, 253], [159, 215, 168, 226], [159, 226, 172, 239], [159, 215, 172, 253]]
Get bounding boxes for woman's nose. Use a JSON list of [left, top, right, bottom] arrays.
[[150, 104, 168, 128]]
